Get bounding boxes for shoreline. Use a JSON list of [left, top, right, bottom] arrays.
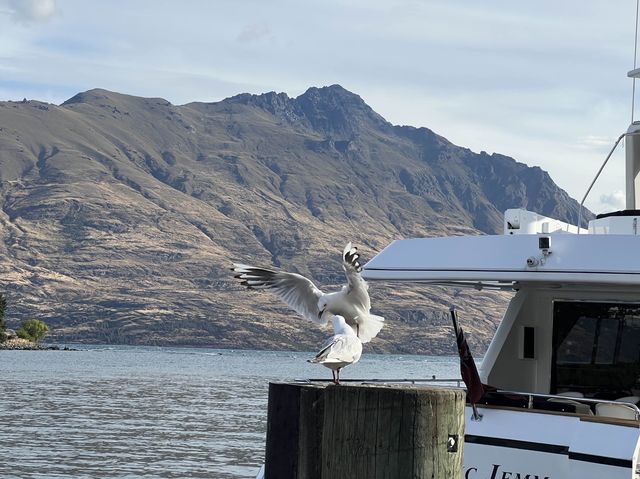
[[0, 338, 77, 351]]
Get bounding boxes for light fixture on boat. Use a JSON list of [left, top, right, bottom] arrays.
[[526, 236, 552, 268], [526, 256, 539, 267], [538, 236, 551, 253]]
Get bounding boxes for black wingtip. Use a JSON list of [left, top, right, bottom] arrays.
[[344, 246, 363, 271]]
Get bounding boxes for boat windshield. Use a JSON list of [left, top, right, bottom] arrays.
[[552, 301, 640, 398]]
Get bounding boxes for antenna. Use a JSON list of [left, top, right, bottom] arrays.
[[633, 0, 640, 122], [577, 133, 625, 232]]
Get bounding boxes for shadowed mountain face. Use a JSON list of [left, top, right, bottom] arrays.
[[0, 86, 588, 353]]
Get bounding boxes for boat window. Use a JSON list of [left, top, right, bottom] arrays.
[[556, 316, 596, 364], [595, 318, 618, 365], [552, 302, 640, 398], [619, 316, 640, 363], [523, 326, 535, 359]]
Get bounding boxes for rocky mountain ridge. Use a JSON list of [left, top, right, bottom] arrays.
[[0, 85, 587, 353]]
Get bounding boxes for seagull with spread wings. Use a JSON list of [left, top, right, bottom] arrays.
[[232, 243, 385, 343], [308, 315, 362, 384]]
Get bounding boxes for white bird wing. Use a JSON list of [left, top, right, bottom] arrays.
[[312, 336, 342, 362], [354, 314, 384, 343], [232, 264, 327, 325], [341, 242, 371, 310], [314, 335, 361, 363]]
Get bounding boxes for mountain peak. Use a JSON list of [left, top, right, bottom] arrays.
[[62, 88, 111, 105], [225, 90, 293, 111], [294, 84, 389, 136], [62, 88, 172, 108], [221, 90, 305, 125], [221, 85, 389, 136], [297, 84, 363, 102]]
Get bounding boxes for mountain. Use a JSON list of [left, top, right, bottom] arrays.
[[0, 86, 587, 354]]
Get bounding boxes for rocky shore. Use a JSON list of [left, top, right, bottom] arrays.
[[0, 338, 75, 350]]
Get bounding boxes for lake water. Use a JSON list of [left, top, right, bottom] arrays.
[[0, 346, 460, 478]]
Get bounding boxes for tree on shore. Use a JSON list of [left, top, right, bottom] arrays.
[[17, 319, 48, 343], [0, 294, 6, 343]]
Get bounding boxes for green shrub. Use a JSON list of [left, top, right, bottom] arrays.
[[17, 319, 49, 343]]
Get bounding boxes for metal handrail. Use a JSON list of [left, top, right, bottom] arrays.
[[297, 378, 463, 386], [295, 380, 640, 419]]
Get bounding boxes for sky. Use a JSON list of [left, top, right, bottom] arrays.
[[0, 0, 637, 214]]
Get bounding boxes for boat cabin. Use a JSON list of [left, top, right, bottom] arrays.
[[363, 209, 640, 478], [488, 291, 640, 404]]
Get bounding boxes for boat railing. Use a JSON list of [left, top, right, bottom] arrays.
[[296, 377, 464, 387], [295, 379, 640, 420], [490, 389, 640, 420]]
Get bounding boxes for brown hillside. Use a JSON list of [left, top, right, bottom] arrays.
[[0, 86, 587, 353]]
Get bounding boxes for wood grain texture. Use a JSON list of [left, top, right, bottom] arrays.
[[322, 384, 465, 478], [297, 385, 325, 478], [265, 383, 302, 478]]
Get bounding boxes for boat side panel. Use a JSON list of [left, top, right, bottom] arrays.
[[485, 291, 541, 392], [479, 290, 527, 385], [464, 406, 640, 479]]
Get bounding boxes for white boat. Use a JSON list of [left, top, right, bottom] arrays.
[[361, 119, 640, 477]]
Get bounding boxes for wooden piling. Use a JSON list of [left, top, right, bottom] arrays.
[[322, 384, 465, 478], [264, 382, 325, 479], [264, 382, 465, 479]]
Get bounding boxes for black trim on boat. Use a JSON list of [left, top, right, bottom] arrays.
[[465, 435, 567, 454], [568, 452, 633, 468], [596, 209, 640, 219], [465, 435, 632, 468], [364, 267, 640, 276]]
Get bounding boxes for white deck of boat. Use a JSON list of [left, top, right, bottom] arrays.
[[362, 234, 640, 285]]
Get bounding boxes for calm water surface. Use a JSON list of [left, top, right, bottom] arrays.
[[0, 346, 459, 478]]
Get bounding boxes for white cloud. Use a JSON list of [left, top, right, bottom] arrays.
[[579, 135, 618, 149], [4, 0, 57, 24], [237, 23, 273, 43], [599, 190, 625, 211]]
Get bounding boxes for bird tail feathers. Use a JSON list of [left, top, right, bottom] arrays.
[[357, 314, 385, 343]]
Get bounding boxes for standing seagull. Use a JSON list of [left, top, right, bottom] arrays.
[[232, 243, 384, 343], [308, 315, 362, 384]]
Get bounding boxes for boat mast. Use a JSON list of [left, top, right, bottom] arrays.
[[627, 0, 640, 210], [625, 123, 640, 209]]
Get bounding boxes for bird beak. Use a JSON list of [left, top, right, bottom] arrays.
[[318, 308, 326, 319]]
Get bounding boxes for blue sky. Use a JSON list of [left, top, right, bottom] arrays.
[[0, 0, 637, 214]]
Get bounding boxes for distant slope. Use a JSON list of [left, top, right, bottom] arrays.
[[0, 86, 588, 353]]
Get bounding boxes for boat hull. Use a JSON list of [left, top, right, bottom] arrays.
[[464, 406, 640, 479]]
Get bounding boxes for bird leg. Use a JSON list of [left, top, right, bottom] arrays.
[[331, 369, 337, 384], [356, 323, 360, 337], [335, 368, 341, 385]]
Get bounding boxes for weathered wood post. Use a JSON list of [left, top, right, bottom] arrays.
[[264, 382, 325, 479], [265, 382, 465, 479], [322, 384, 465, 478]]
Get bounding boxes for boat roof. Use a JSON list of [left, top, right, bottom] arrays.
[[362, 233, 640, 287]]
